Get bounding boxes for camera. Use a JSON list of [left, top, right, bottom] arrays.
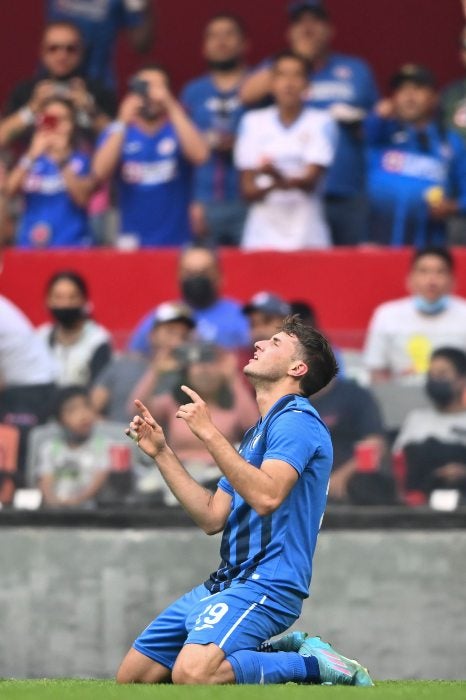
[[128, 77, 149, 98]]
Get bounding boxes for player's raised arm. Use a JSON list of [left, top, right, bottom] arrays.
[[127, 399, 231, 534], [176, 386, 299, 516]]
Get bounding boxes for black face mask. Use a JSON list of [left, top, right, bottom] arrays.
[[181, 276, 217, 309], [425, 377, 457, 407], [207, 57, 242, 73], [48, 306, 85, 328]]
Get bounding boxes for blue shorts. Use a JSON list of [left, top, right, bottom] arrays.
[[133, 582, 298, 670]]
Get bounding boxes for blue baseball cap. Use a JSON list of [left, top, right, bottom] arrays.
[[288, 0, 329, 21], [243, 292, 291, 317]]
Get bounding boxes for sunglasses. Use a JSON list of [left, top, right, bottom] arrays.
[[45, 43, 80, 54]]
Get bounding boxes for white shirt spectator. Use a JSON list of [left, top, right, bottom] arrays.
[[234, 106, 336, 250], [38, 319, 111, 387], [364, 296, 466, 380], [0, 295, 56, 386], [393, 408, 466, 453]]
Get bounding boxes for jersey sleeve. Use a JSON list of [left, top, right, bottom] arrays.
[[234, 113, 261, 170], [218, 476, 234, 495], [263, 410, 321, 475]]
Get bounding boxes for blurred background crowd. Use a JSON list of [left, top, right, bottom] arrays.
[[1, 0, 466, 512]]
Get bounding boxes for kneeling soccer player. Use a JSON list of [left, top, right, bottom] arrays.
[[118, 316, 374, 686]]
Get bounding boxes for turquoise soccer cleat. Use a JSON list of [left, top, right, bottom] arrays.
[[258, 630, 308, 653], [299, 636, 374, 686]]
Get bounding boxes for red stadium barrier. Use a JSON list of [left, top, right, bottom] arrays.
[[3, 248, 466, 349]]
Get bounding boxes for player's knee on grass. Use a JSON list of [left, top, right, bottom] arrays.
[[172, 644, 227, 685]]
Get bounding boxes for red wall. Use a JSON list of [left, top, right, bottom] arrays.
[[3, 248, 466, 349], [0, 0, 463, 107]]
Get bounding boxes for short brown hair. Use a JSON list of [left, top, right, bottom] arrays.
[[281, 315, 338, 396]]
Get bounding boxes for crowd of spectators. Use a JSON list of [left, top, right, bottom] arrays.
[[1, 0, 466, 511], [2, 0, 466, 249]]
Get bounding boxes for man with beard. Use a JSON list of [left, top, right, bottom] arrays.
[[181, 14, 249, 246], [93, 65, 208, 247], [118, 316, 373, 686], [128, 246, 250, 354]]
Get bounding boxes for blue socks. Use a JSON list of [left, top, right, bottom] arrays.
[[227, 650, 321, 685]]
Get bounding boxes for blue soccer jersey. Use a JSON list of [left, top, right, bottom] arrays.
[[17, 152, 91, 248], [100, 121, 192, 247], [181, 75, 245, 203], [206, 394, 333, 615], [305, 52, 379, 196], [365, 113, 466, 246]]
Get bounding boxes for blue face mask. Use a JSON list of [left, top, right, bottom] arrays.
[[414, 295, 450, 315]]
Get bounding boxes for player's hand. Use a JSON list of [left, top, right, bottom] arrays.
[[176, 385, 215, 441], [126, 399, 167, 459]]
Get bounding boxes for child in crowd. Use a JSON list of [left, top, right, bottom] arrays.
[[34, 386, 111, 507]]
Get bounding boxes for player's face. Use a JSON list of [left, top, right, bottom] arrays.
[[408, 255, 453, 302], [203, 18, 245, 63], [41, 26, 83, 77], [271, 58, 308, 108], [287, 12, 332, 62], [60, 395, 95, 438], [244, 331, 304, 382], [392, 83, 438, 123], [248, 312, 285, 344]]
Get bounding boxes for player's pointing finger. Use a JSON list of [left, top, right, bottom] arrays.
[[134, 399, 156, 427], [180, 385, 203, 402]]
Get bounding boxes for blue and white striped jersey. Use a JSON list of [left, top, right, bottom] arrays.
[[205, 393, 333, 615]]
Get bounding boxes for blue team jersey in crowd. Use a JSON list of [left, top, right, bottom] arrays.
[[208, 393, 333, 614], [99, 121, 192, 247], [365, 114, 466, 247], [305, 52, 379, 196], [128, 297, 251, 353], [46, 0, 146, 88], [181, 75, 245, 203], [17, 152, 91, 248]]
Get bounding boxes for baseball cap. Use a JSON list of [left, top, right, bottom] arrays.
[[153, 301, 195, 328], [243, 292, 291, 317], [288, 0, 329, 21], [390, 64, 436, 90]]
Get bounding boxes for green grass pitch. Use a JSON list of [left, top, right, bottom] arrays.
[[0, 681, 465, 700]]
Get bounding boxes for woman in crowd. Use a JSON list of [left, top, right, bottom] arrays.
[[5, 96, 95, 247], [38, 270, 112, 387]]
